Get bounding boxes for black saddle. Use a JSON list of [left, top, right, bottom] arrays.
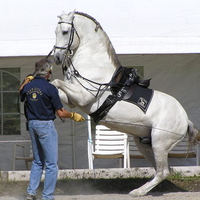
[[110, 66, 151, 95]]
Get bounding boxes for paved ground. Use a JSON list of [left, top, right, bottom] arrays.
[[1, 168, 200, 200], [1, 192, 200, 200]]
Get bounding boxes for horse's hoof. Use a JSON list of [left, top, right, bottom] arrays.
[[129, 193, 139, 197], [129, 189, 146, 197], [129, 191, 140, 197]]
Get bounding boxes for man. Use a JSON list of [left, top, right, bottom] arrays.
[[19, 58, 85, 200]]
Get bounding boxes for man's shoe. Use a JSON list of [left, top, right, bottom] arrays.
[[27, 193, 37, 200]]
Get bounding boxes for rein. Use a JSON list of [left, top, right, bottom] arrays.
[[66, 56, 112, 98], [46, 12, 144, 124]]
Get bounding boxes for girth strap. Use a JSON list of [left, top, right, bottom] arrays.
[[90, 68, 136, 124], [89, 95, 117, 124]]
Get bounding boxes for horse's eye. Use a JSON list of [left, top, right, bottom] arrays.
[[62, 31, 68, 35]]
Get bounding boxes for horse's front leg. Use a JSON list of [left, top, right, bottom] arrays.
[[58, 87, 75, 108], [51, 78, 93, 108], [51, 79, 75, 108]]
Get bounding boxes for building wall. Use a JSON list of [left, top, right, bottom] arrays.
[[118, 54, 200, 129], [0, 54, 199, 171]]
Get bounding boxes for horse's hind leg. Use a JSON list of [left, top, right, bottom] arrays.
[[129, 130, 183, 197], [133, 136, 156, 169]]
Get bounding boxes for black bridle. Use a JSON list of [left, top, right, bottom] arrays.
[[55, 21, 76, 59], [47, 19, 116, 98], [46, 21, 77, 72]]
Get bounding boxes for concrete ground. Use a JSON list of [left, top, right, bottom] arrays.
[[1, 167, 200, 200], [2, 166, 200, 182], [1, 192, 200, 200]]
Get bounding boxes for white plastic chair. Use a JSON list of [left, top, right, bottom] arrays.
[[13, 142, 33, 170], [89, 125, 130, 169]]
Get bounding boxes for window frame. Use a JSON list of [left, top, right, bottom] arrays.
[[0, 69, 21, 135]]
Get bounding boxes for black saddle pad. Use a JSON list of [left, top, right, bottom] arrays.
[[123, 84, 154, 113]]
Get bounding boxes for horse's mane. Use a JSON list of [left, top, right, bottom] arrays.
[[75, 11, 103, 31], [74, 11, 121, 68]]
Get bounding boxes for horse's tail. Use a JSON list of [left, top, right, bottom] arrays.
[[187, 120, 200, 146]]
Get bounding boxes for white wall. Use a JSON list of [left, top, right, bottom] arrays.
[[0, 0, 200, 56], [119, 54, 200, 129]]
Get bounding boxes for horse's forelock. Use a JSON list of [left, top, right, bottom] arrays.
[[59, 11, 75, 23]]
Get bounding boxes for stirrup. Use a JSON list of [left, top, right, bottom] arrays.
[[140, 136, 151, 144]]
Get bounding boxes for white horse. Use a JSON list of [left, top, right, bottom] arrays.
[[51, 11, 199, 197]]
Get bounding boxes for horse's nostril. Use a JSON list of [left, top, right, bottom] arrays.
[[54, 55, 61, 64]]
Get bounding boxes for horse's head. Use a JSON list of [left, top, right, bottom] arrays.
[[54, 10, 80, 65]]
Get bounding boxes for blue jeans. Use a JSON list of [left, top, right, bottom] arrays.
[[27, 120, 58, 200]]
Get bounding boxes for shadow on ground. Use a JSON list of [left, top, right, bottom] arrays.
[[59, 178, 188, 194], [1, 177, 195, 198]]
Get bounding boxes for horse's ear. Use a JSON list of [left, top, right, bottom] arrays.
[[58, 11, 67, 20], [68, 9, 76, 20], [69, 9, 76, 15]]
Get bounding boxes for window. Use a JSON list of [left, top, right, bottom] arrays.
[[0, 68, 20, 135]]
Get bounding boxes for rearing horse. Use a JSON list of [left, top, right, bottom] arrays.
[[51, 11, 199, 197]]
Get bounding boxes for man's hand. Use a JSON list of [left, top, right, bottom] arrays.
[[25, 75, 34, 81], [19, 75, 34, 93], [71, 112, 85, 122]]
